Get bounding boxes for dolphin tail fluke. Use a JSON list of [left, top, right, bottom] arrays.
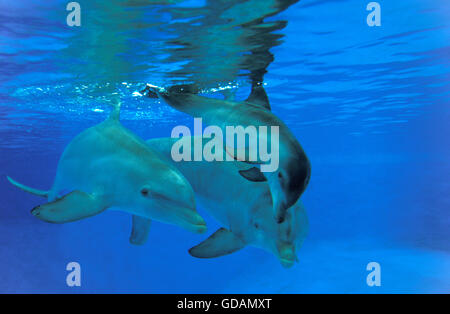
[[7, 176, 48, 198], [129, 215, 151, 245], [189, 228, 246, 259], [31, 190, 106, 224], [140, 84, 161, 98]]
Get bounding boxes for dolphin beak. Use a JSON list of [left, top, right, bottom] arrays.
[[277, 243, 297, 268], [148, 169, 206, 234], [158, 197, 207, 234], [182, 215, 207, 234], [279, 257, 295, 268], [175, 204, 207, 234]]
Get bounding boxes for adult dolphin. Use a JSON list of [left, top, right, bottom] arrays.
[[7, 102, 206, 237], [146, 137, 309, 268], [141, 83, 311, 224]]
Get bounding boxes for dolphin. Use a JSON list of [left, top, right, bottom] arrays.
[[6, 102, 207, 236], [146, 137, 309, 268], [141, 83, 311, 224]]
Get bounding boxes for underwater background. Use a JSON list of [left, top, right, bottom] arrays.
[[0, 0, 449, 293]]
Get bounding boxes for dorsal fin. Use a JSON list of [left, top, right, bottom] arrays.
[[246, 83, 270, 110], [108, 99, 121, 121]]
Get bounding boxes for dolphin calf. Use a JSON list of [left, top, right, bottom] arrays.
[[146, 137, 308, 268], [141, 83, 311, 224], [7, 102, 206, 236]]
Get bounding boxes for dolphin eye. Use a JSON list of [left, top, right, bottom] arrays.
[[140, 188, 150, 197], [278, 172, 286, 187]]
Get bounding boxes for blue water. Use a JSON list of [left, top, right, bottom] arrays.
[[0, 0, 449, 293]]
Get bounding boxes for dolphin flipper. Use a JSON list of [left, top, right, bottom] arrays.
[[239, 167, 267, 182], [129, 215, 151, 245], [31, 190, 106, 224], [189, 228, 246, 258], [7, 176, 48, 198]]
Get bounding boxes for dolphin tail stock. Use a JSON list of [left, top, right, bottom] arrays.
[[129, 215, 152, 245], [188, 228, 246, 259], [6, 176, 48, 198]]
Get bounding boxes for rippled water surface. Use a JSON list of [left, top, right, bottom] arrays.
[[0, 0, 449, 293]]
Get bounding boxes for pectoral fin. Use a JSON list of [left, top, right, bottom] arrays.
[[31, 191, 106, 224], [239, 167, 267, 182], [225, 145, 262, 165], [129, 215, 151, 245], [221, 88, 236, 101], [189, 228, 246, 258]]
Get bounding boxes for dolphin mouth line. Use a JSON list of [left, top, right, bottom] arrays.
[[187, 221, 207, 234], [280, 257, 295, 264], [189, 221, 207, 228], [31, 206, 40, 216]]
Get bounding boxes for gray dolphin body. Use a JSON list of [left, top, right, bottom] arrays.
[[142, 83, 311, 224], [7, 103, 206, 238], [147, 137, 309, 268]]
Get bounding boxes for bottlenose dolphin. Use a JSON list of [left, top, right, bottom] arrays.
[[146, 137, 309, 268], [141, 83, 311, 224], [7, 102, 206, 236]]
